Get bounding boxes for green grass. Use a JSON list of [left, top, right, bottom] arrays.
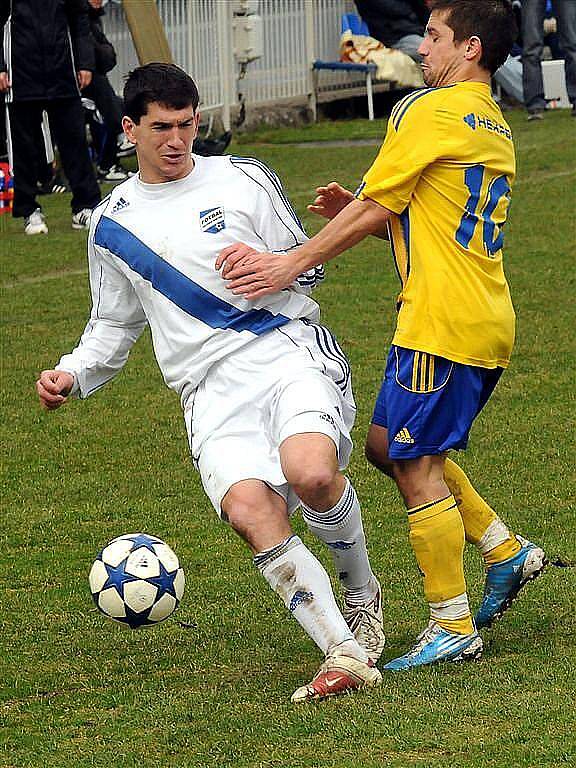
[[1, 109, 575, 768], [234, 117, 388, 145]]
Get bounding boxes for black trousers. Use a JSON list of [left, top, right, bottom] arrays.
[[8, 96, 101, 218], [83, 73, 124, 171]]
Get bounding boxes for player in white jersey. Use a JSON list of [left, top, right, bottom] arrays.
[[35, 64, 384, 702]]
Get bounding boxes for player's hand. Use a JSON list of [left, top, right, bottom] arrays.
[[216, 242, 259, 278], [0, 71, 10, 92], [77, 70, 92, 89], [36, 370, 74, 410], [307, 182, 354, 220], [217, 243, 300, 300]]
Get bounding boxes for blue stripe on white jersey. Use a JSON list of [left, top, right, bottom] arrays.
[[95, 216, 291, 335]]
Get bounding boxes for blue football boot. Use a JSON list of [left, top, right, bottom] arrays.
[[383, 621, 483, 671], [475, 536, 547, 629]]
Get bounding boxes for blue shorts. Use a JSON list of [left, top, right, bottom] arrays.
[[371, 345, 503, 460]]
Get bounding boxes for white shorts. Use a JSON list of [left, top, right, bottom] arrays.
[[183, 319, 356, 516]]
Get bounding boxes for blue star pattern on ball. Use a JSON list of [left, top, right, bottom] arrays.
[[123, 603, 158, 629], [102, 557, 140, 599], [146, 558, 180, 598], [122, 533, 163, 553]]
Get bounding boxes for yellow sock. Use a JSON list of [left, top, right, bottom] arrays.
[[444, 458, 521, 566], [408, 495, 474, 635]]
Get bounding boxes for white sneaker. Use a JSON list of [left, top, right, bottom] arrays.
[[343, 578, 386, 663], [97, 164, 129, 183], [117, 134, 136, 157], [291, 654, 382, 703], [24, 208, 48, 235], [71, 208, 92, 230]]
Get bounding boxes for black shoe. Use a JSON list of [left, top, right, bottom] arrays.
[[37, 171, 68, 195], [193, 131, 233, 157]]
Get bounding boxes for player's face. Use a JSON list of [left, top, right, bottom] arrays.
[[418, 11, 470, 86], [123, 102, 200, 184]]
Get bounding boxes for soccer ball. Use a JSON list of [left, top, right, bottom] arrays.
[[89, 533, 185, 629]]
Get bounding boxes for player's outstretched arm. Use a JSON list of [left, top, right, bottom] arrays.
[[218, 196, 391, 300], [307, 182, 355, 220], [36, 370, 75, 411], [308, 182, 388, 240]]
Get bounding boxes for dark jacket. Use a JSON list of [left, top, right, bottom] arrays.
[[87, 2, 117, 75], [354, 0, 429, 48], [0, 0, 95, 101]]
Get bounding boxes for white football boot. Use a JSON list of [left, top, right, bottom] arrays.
[[291, 653, 382, 703], [343, 577, 385, 663]]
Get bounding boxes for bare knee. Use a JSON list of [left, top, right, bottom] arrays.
[[221, 481, 292, 553], [393, 455, 449, 508], [223, 491, 259, 536], [291, 464, 340, 509], [280, 433, 343, 510]]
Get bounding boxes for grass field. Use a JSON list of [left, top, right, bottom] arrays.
[[1, 108, 575, 768]]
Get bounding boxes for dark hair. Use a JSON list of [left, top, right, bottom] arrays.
[[123, 63, 200, 123], [430, 0, 518, 74]]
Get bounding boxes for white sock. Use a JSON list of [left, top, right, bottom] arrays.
[[477, 519, 515, 558], [429, 593, 472, 626], [254, 535, 368, 661], [301, 478, 375, 601]]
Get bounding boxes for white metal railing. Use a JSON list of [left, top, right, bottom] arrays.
[[103, 0, 360, 126]]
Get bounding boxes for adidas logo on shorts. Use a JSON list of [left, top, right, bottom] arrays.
[[393, 427, 415, 444]]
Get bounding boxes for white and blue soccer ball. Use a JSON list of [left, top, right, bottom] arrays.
[[89, 533, 185, 629]]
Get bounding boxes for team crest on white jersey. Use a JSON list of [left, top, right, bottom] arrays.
[[200, 206, 226, 234]]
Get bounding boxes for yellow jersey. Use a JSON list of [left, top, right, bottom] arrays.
[[358, 81, 516, 369]]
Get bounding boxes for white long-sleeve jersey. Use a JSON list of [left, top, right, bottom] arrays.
[[56, 154, 325, 407]]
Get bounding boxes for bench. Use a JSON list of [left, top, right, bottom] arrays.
[[310, 13, 380, 121]]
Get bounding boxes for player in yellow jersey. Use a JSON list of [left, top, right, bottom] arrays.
[[217, 0, 547, 671]]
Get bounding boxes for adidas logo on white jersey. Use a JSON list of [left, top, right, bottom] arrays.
[[393, 427, 415, 444], [111, 196, 130, 214]]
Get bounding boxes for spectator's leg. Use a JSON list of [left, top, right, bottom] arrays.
[[522, 0, 548, 114], [493, 55, 524, 104], [7, 100, 43, 218], [47, 97, 101, 214], [393, 34, 424, 63], [85, 73, 124, 171], [553, 0, 576, 109]]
